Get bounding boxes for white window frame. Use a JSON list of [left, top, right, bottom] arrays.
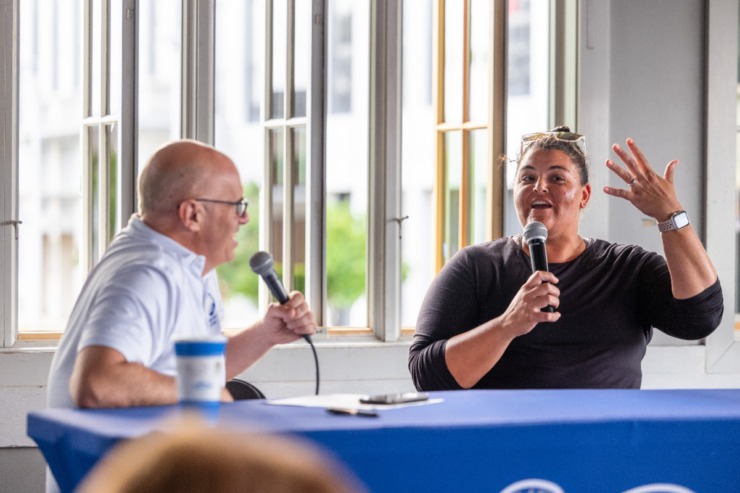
[[704, 0, 739, 373], [368, 0, 403, 341], [1, 0, 20, 348]]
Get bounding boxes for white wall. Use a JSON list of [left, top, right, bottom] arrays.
[[579, 0, 738, 350], [579, 0, 705, 251]]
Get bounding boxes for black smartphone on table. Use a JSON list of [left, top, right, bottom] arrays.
[[359, 392, 429, 405]]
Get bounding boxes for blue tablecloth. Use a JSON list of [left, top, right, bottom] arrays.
[[28, 389, 740, 492]]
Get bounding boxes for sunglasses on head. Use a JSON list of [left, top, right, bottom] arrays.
[[520, 131, 587, 157]]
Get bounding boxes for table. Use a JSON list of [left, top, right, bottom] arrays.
[[28, 389, 740, 492]]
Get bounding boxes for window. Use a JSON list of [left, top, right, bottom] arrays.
[[17, 0, 131, 336], [433, 0, 494, 268], [11, 0, 178, 342], [215, 0, 372, 331], [8, 1, 732, 358], [400, 0, 550, 327], [14, 0, 152, 341], [17, 1, 84, 335]]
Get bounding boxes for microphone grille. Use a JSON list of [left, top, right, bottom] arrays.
[[249, 251, 274, 276], [523, 221, 548, 244]]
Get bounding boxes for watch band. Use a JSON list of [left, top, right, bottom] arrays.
[[657, 211, 689, 232]]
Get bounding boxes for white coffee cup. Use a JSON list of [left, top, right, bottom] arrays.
[[174, 336, 227, 410]]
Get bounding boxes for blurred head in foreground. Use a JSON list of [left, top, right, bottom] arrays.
[[77, 418, 366, 493]]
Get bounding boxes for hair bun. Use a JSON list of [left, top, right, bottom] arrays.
[[550, 125, 571, 132]]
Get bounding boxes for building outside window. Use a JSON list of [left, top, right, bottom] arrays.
[[14, 1, 730, 350]]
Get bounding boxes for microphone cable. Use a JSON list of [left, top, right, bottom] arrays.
[[250, 251, 320, 395], [303, 334, 320, 395]]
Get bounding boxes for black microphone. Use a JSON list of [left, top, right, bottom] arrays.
[[250, 251, 290, 304], [250, 251, 313, 344], [522, 221, 555, 313]]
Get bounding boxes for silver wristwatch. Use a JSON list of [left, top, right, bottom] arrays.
[[657, 210, 689, 232]]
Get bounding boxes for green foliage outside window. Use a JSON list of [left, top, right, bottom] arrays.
[[217, 184, 369, 317]]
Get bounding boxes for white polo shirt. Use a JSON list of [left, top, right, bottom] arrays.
[[46, 215, 224, 409]]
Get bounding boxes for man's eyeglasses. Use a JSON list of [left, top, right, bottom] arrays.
[[193, 198, 249, 218], [520, 131, 587, 157]]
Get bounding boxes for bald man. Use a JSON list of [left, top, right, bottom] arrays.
[[46, 140, 317, 409]]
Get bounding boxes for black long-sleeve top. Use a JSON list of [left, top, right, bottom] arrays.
[[408, 237, 723, 390]]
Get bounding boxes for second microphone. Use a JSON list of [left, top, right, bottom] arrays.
[[522, 221, 555, 313]]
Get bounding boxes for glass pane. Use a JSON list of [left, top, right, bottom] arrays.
[[271, 0, 287, 119], [326, 0, 369, 327], [269, 128, 285, 286], [443, 131, 462, 263], [109, 0, 122, 116], [89, 126, 102, 265], [291, 127, 307, 293], [503, 0, 549, 236], [401, 0, 434, 327], [328, 0, 354, 113], [138, 1, 181, 166], [215, 0, 265, 328], [18, 0, 84, 332], [468, 0, 489, 123], [443, 0, 463, 124], [469, 129, 488, 245], [106, 123, 120, 240], [89, 0, 103, 116], [292, 0, 309, 118]]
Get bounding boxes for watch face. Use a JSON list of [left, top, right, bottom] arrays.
[[674, 211, 689, 229]]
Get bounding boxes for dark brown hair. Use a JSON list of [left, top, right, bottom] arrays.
[[517, 125, 589, 185]]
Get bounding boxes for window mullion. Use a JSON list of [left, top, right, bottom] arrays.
[[549, 0, 579, 130], [259, 1, 275, 311], [488, 0, 505, 240], [98, 126, 108, 260], [305, 0, 326, 326], [459, 1, 470, 249], [368, 0, 403, 341], [81, 1, 95, 274], [283, 1, 294, 291], [433, 0, 444, 272], [99, 0, 110, 254], [1, 0, 19, 347], [283, 125, 294, 291], [181, 0, 214, 143], [120, 0, 137, 219]]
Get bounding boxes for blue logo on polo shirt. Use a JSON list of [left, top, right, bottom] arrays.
[[206, 293, 219, 328]]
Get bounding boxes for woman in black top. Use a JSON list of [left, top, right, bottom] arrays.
[[408, 127, 723, 390]]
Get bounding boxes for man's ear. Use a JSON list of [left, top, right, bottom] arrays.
[[177, 200, 203, 232]]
